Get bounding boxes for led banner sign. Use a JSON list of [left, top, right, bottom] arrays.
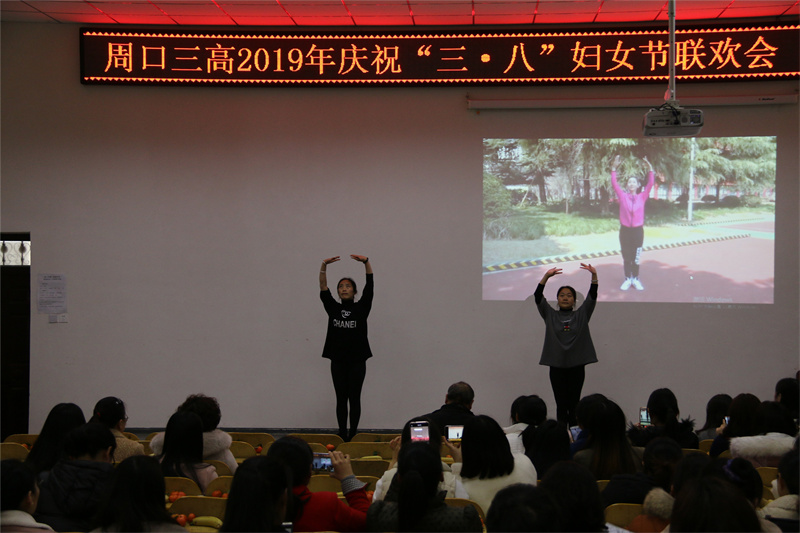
[[81, 26, 799, 87]]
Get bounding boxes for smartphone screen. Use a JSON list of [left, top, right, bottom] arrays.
[[569, 425, 581, 441], [639, 407, 651, 426], [446, 425, 464, 441], [410, 421, 430, 442], [312, 452, 333, 473]]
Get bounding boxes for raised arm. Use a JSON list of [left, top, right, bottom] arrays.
[[539, 267, 562, 287], [580, 263, 598, 301], [643, 156, 655, 194], [320, 256, 340, 291], [610, 155, 623, 196], [350, 254, 372, 274]]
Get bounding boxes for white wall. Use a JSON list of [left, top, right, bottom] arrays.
[[2, 22, 798, 432]]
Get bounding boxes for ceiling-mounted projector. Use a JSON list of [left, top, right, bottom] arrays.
[[643, 105, 703, 137]]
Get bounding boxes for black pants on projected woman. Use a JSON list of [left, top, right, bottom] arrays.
[[549, 366, 585, 426]]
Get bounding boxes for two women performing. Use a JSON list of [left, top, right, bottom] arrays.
[[319, 255, 373, 442], [611, 154, 655, 291]]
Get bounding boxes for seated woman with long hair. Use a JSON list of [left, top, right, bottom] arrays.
[[158, 411, 217, 492], [92, 455, 184, 532], [573, 396, 642, 480], [221, 456, 291, 532], [628, 388, 699, 449], [367, 442, 482, 532], [696, 393, 733, 442], [373, 417, 467, 502], [446, 415, 538, 515], [710, 393, 762, 457], [25, 403, 86, 481]]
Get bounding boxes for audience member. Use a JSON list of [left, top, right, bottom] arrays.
[[24, 403, 86, 481], [670, 476, 762, 532], [731, 401, 798, 468], [774, 378, 799, 421], [420, 382, 476, 435], [266, 436, 368, 532], [521, 419, 570, 479], [569, 393, 606, 457], [763, 449, 799, 522], [696, 394, 733, 442], [538, 461, 607, 532], [150, 393, 238, 473], [446, 415, 538, 515], [503, 395, 547, 454], [708, 457, 782, 532], [373, 417, 467, 502], [485, 484, 562, 532], [1, 459, 54, 532], [88, 397, 144, 463], [34, 423, 115, 532], [602, 436, 683, 507], [367, 442, 482, 532], [221, 456, 291, 533], [710, 392, 761, 457], [574, 396, 642, 480], [91, 455, 184, 532], [158, 411, 218, 492], [628, 388, 699, 449]]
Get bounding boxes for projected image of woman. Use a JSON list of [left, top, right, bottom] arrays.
[[319, 254, 373, 442], [611, 154, 655, 291], [534, 263, 598, 426]]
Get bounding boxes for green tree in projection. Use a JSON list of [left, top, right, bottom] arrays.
[[483, 139, 554, 204], [694, 137, 776, 199]]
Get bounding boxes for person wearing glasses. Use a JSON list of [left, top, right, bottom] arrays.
[[88, 396, 144, 462]]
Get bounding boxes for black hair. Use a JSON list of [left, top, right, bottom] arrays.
[[722, 393, 762, 439], [756, 401, 798, 437], [575, 393, 607, 429], [698, 394, 733, 434], [160, 411, 204, 483], [671, 452, 712, 496], [93, 455, 173, 531], [89, 396, 126, 429], [671, 476, 760, 532], [446, 381, 475, 407], [642, 437, 683, 491], [775, 377, 800, 420], [460, 415, 515, 480], [396, 442, 443, 531], [708, 457, 763, 505], [485, 483, 563, 532], [778, 449, 799, 495], [511, 395, 547, 426], [1, 459, 37, 512], [221, 456, 292, 533], [63, 423, 116, 461], [581, 397, 638, 480], [539, 461, 606, 532], [521, 420, 570, 479], [265, 436, 314, 522], [177, 394, 222, 432], [25, 402, 86, 474]]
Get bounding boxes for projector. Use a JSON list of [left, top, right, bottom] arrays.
[[642, 106, 704, 137]]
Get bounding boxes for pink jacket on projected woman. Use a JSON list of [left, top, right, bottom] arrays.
[[611, 170, 655, 227]]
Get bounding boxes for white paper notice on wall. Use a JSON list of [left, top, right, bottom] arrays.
[[38, 273, 67, 314]]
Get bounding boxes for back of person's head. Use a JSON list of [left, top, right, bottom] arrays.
[[777, 449, 799, 495], [646, 388, 680, 425], [671, 452, 712, 496], [221, 456, 291, 533], [511, 395, 547, 426], [521, 419, 570, 479], [177, 393, 222, 432], [160, 411, 204, 479], [582, 397, 637, 479], [775, 377, 800, 419], [699, 394, 733, 433], [486, 484, 562, 532], [461, 415, 514, 480], [63, 422, 116, 462], [723, 393, 762, 439], [575, 393, 607, 430], [94, 455, 172, 531], [88, 396, 127, 429], [707, 457, 763, 506], [642, 437, 683, 491], [671, 476, 761, 532], [1, 459, 37, 512], [539, 461, 605, 532], [400, 417, 442, 456], [446, 381, 475, 407], [756, 401, 798, 436], [395, 442, 443, 531], [265, 436, 313, 487], [25, 402, 86, 473]]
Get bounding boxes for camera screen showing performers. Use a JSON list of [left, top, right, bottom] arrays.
[[482, 137, 776, 304]]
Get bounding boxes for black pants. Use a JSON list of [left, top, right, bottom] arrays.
[[330, 359, 366, 438], [549, 365, 585, 426], [619, 225, 644, 279]]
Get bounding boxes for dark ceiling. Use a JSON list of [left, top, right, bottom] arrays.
[[1, 0, 798, 27]]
